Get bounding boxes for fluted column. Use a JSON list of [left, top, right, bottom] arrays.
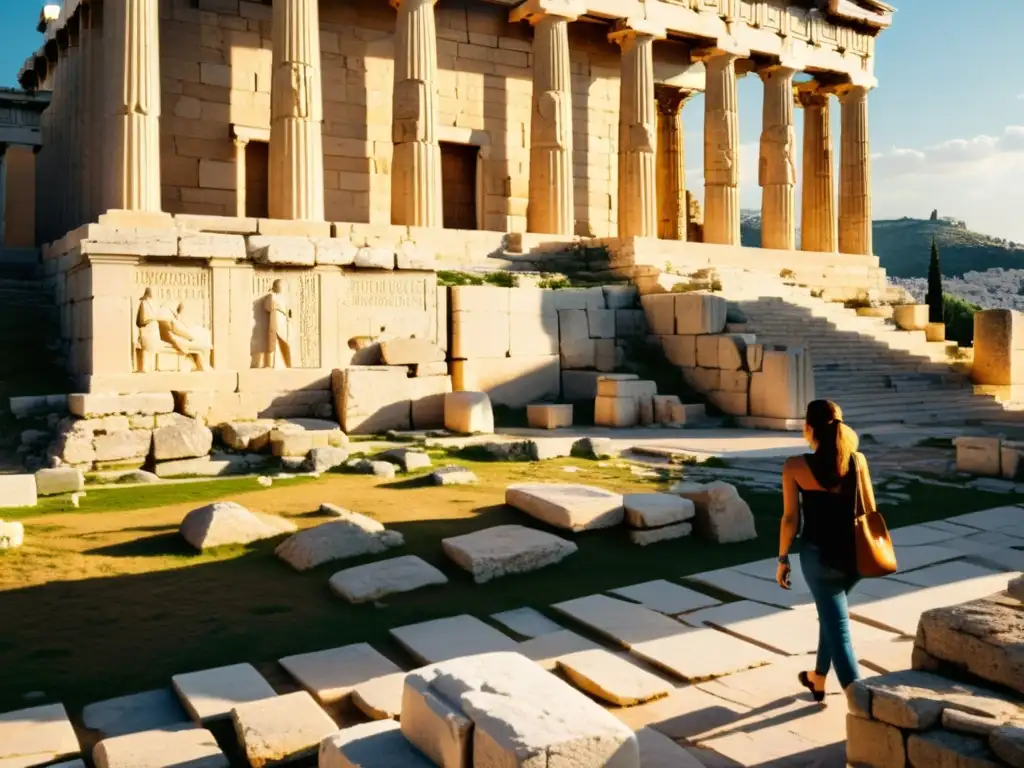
[[698, 48, 744, 245], [79, 3, 95, 225], [758, 65, 797, 251], [838, 84, 872, 256], [50, 41, 66, 240], [655, 86, 690, 240], [391, 0, 442, 228], [235, 137, 249, 217], [797, 86, 836, 252], [36, 53, 54, 244], [513, 0, 582, 236], [104, 0, 163, 212], [269, 0, 325, 221], [65, 13, 82, 230], [610, 21, 663, 240]]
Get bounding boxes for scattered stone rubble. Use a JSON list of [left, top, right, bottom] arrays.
[[671, 480, 757, 543], [442, 524, 578, 583], [274, 509, 404, 571], [847, 579, 1024, 768], [179, 501, 296, 551], [624, 492, 696, 546]]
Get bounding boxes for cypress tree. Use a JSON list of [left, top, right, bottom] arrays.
[[926, 237, 943, 323]]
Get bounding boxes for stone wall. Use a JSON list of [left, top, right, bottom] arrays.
[[1, 145, 36, 249], [156, 0, 700, 237]]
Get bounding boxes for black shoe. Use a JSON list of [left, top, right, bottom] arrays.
[[798, 671, 826, 703]]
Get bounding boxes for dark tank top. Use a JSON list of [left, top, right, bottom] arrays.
[[799, 453, 858, 574]]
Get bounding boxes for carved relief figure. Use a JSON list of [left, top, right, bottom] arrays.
[[135, 288, 212, 373], [263, 279, 293, 368]]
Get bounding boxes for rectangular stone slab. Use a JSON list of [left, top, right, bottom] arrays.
[[683, 569, 813, 609], [230, 690, 337, 768], [329, 555, 448, 604], [858, 639, 915, 674], [891, 544, 963, 572], [551, 594, 690, 648], [557, 649, 673, 706], [890, 524, 965, 547], [680, 600, 898, 656], [319, 720, 436, 768], [402, 652, 639, 768], [851, 570, 1019, 635], [171, 663, 276, 723], [351, 673, 406, 720], [505, 483, 624, 531], [636, 727, 707, 768], [490, 607, 564, 638], [279, 643, 402, 705], [734, 555, 809, 593], [0, 703, 80, 767], [631, 625, 779, 683], [441, 524, 577, 583], [608, 580, 721, 616], [945, 506, 1024, 531], [516, 630, 603, 672], [82, 689, 191, 738], [390, 614, 517, 665], [92, 727, 227, 768], [889, 560, 1003, 588]]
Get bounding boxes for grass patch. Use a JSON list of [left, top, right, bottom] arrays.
[[0, 459, 1008, 712]]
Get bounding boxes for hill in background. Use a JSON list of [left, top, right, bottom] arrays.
[[739, 211, 1024, 279]]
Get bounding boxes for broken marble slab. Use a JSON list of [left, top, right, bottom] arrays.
[[0, 703, 80, 767], [92, 727, 227, 768], [171, 663, 276, 723], [441, 524, 577, 583], [320, 720, 435, 768], [557, 649, 673, 706], [684, 568, 813, 609], [328, 555, 448, 604], [608, 580, 721, 616], [279, 643, 402, 706], [504, 483, 624, 531], [851, 570, 1020, 636], [489, 607, 564, 638], [230, 691, 337, 768], [351, 673, 405, 720], [390, 614, 517, 665], [516, 630, 603, 672], [82, 689, 191, 738]]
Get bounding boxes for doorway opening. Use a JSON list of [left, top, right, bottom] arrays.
[[245, 141, 269, 219], [440, 141, 478, 230]]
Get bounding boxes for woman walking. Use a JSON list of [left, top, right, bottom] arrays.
[[775, 399, 879, 707]]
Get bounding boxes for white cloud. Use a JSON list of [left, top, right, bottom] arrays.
[[872, 126, 1024, 178]]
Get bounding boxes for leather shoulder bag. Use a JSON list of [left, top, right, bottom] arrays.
[[852, 453, 898, 577]]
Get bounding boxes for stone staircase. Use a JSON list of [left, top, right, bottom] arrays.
[[718, 269, 1021, 427]]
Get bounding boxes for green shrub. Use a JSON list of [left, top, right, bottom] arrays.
[[942, 293, 981, 346], [483, 271, 519, 288], [436, 270, 484, 287]]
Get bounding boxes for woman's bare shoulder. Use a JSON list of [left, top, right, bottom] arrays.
[[783, 454, 808, 473]]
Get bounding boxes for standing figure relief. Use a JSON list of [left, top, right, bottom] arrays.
[[393, 79, 428, 144], [534, 90, 567, 150], [759, 125, 796, 186], [262, 279, 293, 369]]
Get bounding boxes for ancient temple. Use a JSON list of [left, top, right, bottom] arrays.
[[10, 0, 895, 405]]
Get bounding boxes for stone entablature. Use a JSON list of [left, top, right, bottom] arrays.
[[0, 88, 49, 147]]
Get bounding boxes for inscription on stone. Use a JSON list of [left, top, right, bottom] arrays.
[[133, 267, 211, 327], [252, 272, 320, 368], [338, 274, 437, 361]]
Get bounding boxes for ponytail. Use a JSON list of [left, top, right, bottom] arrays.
[[805, 399, 859, 483]]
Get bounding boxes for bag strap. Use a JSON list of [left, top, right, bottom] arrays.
[[852, 453, 869, 521]]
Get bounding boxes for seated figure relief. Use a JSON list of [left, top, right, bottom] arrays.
[[135, 288, 212, 373]]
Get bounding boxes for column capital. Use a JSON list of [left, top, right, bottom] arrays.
[[794, 81, 829, 109], [233, 136, 250, 150], [608, 17, 667, 46], [655, 84, 693, 116], [756, 64, 799, 82], [510, 0, 584, 24], [692, 38, 750, 62], [390, 0, 438, 9]]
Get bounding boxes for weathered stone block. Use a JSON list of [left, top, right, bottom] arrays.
[[329, 555, 448, 604], [718, 334, 757, 371], [845, 713, 906, 768], [450, 285, 511, 313], [629, 522, 693, 545], [661, 334, 696, 367], [354, 246, 395, 270], [451, 356, 559, 408], [69, 392, 174, 417], [681, 366, 720, 393], [561, 371, 605, 401], [178, 232, 246, 260], [93, 430, 152, 463], [275, 512, 403, 571], [615, 309, 646, 337], [445, 391, 494, 434], [247, 235, 316, 266], [409, 375, 452, 430], [653, 395, 681, 424], [708, 390, 748, 416], [907, 730, 1004, 768], [452, 310, 510, 359], [35, 467, 85, 496], [594, 395, 639, 427], [312, 237, 357, 266], [973, 309, 1024, 385], [333, 367, 412, 435], [749, 347, 814, 420], [671, 480, 756, 543], [624, 493, 695, 529], [505, 484, 624, 531], [0, 519, 26, 548], [92, 727, 227, 768], [926, 322, 946, 342], [509, 310, 559, 357], [669, 402, 706, 425], [153, 416, 213, 461], [695, 334, 721, 368], [379, 338, 444, 366], [954, 437, 1002, 477], [588, 308, 615, 339], [595, 377, 656, 399], [230, 691, 337, 768], [675, 293, 727, 335], [640, 294, 675, 335], [594, 338, 617, 372], [180, 501, 296, 551], [558, 308, 596, 369], [893, 304, 929, 331], [320, 720, 435, 767], [527, 403, 573, 429], [442, 524, 578, 583], [746, 343, 765, 372]]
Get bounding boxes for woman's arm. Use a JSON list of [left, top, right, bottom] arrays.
[[779, 457, 801, 558]]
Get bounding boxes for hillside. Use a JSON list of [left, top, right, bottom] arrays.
[[739, 211, 1024, 279]]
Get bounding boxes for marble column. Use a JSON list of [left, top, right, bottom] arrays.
[[838, 85, 872, 256], [36, 54, 54, 244], [79, 3, 94, 226], [514, 0, 581, 236], [655, 86, 690, 241], [391, 0, 442, 228], [611, 23, 661, 240], [235, 137, 249, 217], [758, 65, 798, 251], [797, 87, 836, 253], [269, 0, 325, 221], [65, 13, 82, 230], [104, 0, 163, 212], [700, 49, 742, 246], [49, 42, 65, 241]]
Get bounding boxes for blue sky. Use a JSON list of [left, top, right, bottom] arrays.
[[1, 0, 1021, 241]]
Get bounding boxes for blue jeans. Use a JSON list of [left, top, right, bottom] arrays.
[[800, 544, 861, 688]]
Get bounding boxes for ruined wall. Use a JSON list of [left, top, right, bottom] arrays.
[[156, 0, 625, 237]]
